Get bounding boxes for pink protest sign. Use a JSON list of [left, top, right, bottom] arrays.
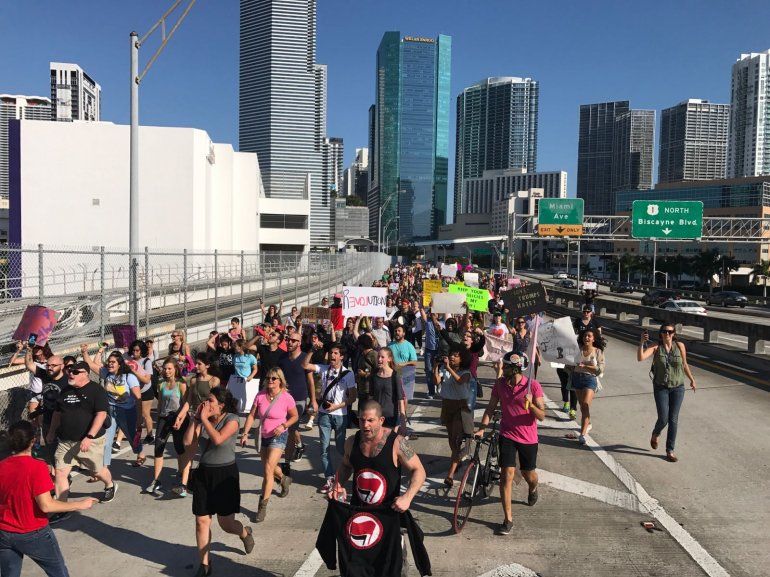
[[13, 305, 58, 346], [507, 278, 521, 288], [111, 325, 137, 348]]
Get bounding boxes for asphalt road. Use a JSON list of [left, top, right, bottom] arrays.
[[22, 334, 770, 577]]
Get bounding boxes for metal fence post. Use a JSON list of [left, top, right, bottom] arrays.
[[260, 252, 265, 303], [240, 250, 245, 324], [294, 254, 298, 305], [144, 247, 150, 338], [183, 249, 188, 333], [214, 249, 219, 332], [318, 254, 322, 304], [307, 253, 312, 306], [278, 252, 283, 300], [100, 246, 105, 342], [38, 244, 44, 304]]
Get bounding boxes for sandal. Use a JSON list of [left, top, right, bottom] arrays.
[[443, 478, 454, 490], [132, 456, 146, 467]]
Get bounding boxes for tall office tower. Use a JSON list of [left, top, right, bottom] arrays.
[[454, 77, 539, 220], [659, 99, 730, 184], [577, 101, 629, 214], [612, 109, 654, 193], [0, 95, 51, 199], [239, 0, 331, 244], [369, 32, 451, 244], [344, 147, 369, 204], [728, 50, 770, 177], [50, 62, 101, 122], [322, 136, 344, 196]]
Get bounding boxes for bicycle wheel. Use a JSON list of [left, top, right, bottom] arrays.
[[453, 460, 479, 534]]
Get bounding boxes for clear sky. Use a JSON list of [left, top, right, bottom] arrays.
[[2, 0, 770, 199]]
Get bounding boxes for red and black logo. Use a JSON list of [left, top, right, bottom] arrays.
[[346, 512, 384, 550], [355, 469, 388, 505]]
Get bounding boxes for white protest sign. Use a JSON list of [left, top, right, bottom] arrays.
[[430, 292, 466, 315], [429, 267, 438, 277], [389, 283, 400, 292], [441, 263, 457, 278], [481, 333, 513, 363], [342, 286, 387, 318], [537, 316, 579, 365], [464, 272, 479, 287], [582, 281, 597, 291]]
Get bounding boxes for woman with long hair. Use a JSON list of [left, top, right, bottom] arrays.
[[126, 340, 155, 444], [0, 421, 96, 577], [367, 347, 406, 429], [571, 329, 606, 446], [145, 359, 188, 496], [636, 324, 696, 462], [240, 368, 298, 522], [189, 388, 254, 576], [167, 330, 195, 376]]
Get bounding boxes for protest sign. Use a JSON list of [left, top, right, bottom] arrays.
[[430, 293, 466, 315], [400, 365, 416, 401], [500, 284, 547, 320], [428, 267, 438, 277], [389, 283, 400, 292], [582, 281, 597, 291], [342, 286, 387, 318], [111, 325, 137, 349], [422, 279, 444, 306], [537, 316, 579, 365], [463, 272, 479, 287], [480, 332, 513, 362], [507, 278, 521, 288], [448, 283, 489, 312], [440, 263, 457, 278], [13, 305, 58, 346], [301, 306, 330, 320]]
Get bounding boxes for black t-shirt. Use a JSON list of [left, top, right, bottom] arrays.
[[216, 349, 235, 380], [55, 381, 110, 441], [34, 368, 69, 422], [257, 344, 283, 376], [278, 352, 311, 402], [573, 317, 601, 337]]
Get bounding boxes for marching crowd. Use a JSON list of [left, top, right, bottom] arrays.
[[0, 263, 696, 577]]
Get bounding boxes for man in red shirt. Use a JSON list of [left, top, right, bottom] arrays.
[[475, 352, 545, 536]]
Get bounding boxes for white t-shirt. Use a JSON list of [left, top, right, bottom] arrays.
[[488, 322, 510, 338], [315, 364, 356, 416]]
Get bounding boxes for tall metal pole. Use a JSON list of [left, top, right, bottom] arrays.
[[377, 206, 382, 254], [566, 239, 571, 276], [576, 240, 581, 292], [652, 240, 658, 288], [507, 195, 515, 275], [129, 32, 139, 327]]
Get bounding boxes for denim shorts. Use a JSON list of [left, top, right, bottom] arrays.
[[571, 371, 598, 391], [261, 430, 288, 450]]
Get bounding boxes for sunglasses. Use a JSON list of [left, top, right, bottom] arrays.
[[660, 330, 675, 335], [66, 368, 85, 375], [516, 320, 525, 324], [266, 376, 281, 382]]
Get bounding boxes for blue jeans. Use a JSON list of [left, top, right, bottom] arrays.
[[0, 525, 69, 577], [652, 385, 685, 452], [424, 349, 438, 396], [103, 404, 142, 466], [318, 412, 346, 478]]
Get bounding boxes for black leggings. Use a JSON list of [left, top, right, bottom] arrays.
[[557, 368, 577, 411], [154, 411, 188, 458]]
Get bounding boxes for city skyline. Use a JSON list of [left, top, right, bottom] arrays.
[[2, 1, 770, 203]]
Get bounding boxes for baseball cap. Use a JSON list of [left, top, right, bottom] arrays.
[[502, 352, 529, 370], [67, 361, 91, 373]]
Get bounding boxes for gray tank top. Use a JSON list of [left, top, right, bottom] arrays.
[[157, 380, 182, 417], [199, 413, 239, 467]]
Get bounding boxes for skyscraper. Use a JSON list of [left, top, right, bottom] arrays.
[[728, 50, 770, 178], [50, 62, 101, 122], [454, 77, 539, 221], [659, 99, 730, 184], [369, 32, 451, 244], [612, 109, 654, 193], [239, 0, 331, 244], [1, 95, 51, 199], [343, 147, 369, 204]]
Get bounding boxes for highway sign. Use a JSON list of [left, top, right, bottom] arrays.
[[631, 200, 703, 239], [538, 198, 584, 236]]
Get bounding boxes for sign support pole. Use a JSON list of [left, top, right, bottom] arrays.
[[576, 240, 581, 292], [652, 240, 657, 288]]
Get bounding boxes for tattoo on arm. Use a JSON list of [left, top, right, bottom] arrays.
[[398, 438, 415, 461]]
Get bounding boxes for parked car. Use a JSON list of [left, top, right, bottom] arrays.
[[641, 289, 682, 306], [677, 282, 699, 291], [552, 271, 568, 279], [659, 299, 707, 315], [706, 291, 748, 308], [554, 279, 576, 289], [610, 281, 635, 293]]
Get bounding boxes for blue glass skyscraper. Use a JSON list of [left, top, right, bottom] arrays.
[[368, 32, 451, 243]]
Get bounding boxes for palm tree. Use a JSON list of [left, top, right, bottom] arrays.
[[753, 260, 770, 297], [632, 255, 652, 284], [690, 250, 721, 292], [618, 253, 635, 282]]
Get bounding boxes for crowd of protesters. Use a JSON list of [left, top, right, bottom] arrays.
[[0, 261, 699, 576]]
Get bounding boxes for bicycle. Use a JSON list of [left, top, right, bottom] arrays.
[[452, 411, 501, 534]]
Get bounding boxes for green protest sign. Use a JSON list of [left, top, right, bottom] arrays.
[[448, 283, 490, 312]]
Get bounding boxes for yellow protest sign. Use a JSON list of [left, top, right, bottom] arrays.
[[423, 279, 444, 306]]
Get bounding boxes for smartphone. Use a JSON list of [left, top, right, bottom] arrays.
[[27, 333, 37, 347]]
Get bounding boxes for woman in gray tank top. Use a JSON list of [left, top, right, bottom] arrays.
[[188, 387, 253, 577]]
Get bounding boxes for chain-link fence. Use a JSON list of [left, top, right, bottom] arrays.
[[0, 244, 390, 428]]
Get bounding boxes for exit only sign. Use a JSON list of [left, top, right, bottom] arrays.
[[538, 198, 584, 236]]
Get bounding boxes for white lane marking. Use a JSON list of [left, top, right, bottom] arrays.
[[293, 549, 323, 577], [537, 469, 644, 513], [713, 360, 757, 373], [543, 396, 731, 577], [476, 563, 539, 577]]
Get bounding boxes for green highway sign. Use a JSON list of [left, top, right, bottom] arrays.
[[631, 200, 703, 239], [538, 198, 584, 236]]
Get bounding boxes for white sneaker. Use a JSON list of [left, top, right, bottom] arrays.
[[145, 480, 162, 495], [301, 416, 315, 431]]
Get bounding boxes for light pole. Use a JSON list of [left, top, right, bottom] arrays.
[[377, 192, 398, 253], [129, 0, 197, 327], [383, 216, 399, 256], [654, 270, 669, 288], [486, 242, 502, 271], [507, 194, 516, 275]]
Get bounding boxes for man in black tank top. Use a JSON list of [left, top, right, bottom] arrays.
[[330, 400, 425, 513]]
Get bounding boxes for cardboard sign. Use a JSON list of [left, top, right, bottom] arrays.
[[13, 305, 58, 346], [430, 293, 466, 315], [422, 279, 444, 306], [480, 332, 513, 363], [111, 324, 137, 349], [301, 306, 330, 320], [500, 284, 547, 320], [537, 316, 579, 365], [463, 272, 479, 287], [440, 263, 457, 278], [448, 283, 490, 312], [342, 286, 387, 318]]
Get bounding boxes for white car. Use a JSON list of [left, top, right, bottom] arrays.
[[659, 300, 707, 315], [552, 271, 568, 279]]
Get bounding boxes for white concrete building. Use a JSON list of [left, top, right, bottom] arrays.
[[50, 62, 101, 122], [728, 50, 770, 177], [461, 168, 567, 214], [7, 120, 309, 252], [0, 95, 51, 199]]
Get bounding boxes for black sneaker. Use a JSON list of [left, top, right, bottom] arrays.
[[101, 482, 118, 503], [528, 488, 539, 506], [144, 433, 155, 444], [49, 512, 71, 524], [292, 444, 305, 462], [496, 519, 513, 535]]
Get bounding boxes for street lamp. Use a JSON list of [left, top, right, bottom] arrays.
[[377, 192, 399, 253], [383, 216, 400, 257], [129, 0, 197, 327], [486, 242, 502, 271], [654, 270, 669, 288]]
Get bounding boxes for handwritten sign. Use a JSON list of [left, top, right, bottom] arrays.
[[448, 283, 490, 312], [480, 332, 513, 363], [389, 283, 400, 292], [430, 293, 466, 315], [422, 279, 444, 306], [342, 286, 387, 318], [440, 263, 457, 278], [500, 284, 547, 321], [463, 272, 479, 287], [13, 305, 58, 346], [537, 316, 579, 365], [429, 267, 438, 277], [300, 306, 330, 320]]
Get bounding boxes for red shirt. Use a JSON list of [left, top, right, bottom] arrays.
[[0, 455, 54, 533], [492, 376, 543, 445]]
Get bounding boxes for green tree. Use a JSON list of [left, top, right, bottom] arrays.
[[345, 194, 364, 207], [753, 259, 770, 297], [690, 250, 721, 291]]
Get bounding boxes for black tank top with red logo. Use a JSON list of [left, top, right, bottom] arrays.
[[350, 429, 402, 507]]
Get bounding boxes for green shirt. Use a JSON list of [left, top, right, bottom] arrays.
[[652, 344, 685, 388]]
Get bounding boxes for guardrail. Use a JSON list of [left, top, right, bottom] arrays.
[[546, 286, 770, 354]]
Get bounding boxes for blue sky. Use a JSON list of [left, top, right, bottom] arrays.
[[2, 1, 769, 198]]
